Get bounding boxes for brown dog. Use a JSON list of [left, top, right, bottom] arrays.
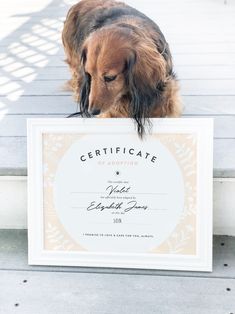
[[62, 0, 182, 135]]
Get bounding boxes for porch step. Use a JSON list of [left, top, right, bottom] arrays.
[[0, 0, 235, 178], [1, 0, 235, 235], [0, 230, 235, 314]]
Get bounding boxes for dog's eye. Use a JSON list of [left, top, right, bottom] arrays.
[[104, 75, 117, 83]]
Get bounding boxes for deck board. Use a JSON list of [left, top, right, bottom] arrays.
[[0, 0, 235, 176], [0, 115, 235, 138], [0, 96, 76, 114], [1, 79, 235, 96], [1, 95, 235, 115], [1, 269, 235, 314], [1, 230, 235, 278], [0, 230, 235, 314]]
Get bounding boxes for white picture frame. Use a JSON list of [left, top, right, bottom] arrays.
[[27, 118, 213, 271]]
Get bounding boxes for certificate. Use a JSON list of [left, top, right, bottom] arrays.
[[27, 118, 213, 271]]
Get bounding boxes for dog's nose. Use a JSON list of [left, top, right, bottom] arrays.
[[89, 108, 101, 116]]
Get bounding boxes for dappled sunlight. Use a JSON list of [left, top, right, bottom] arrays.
[[0, 0, 71, 113]]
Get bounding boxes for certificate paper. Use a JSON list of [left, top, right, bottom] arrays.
[[27, 118, 213, 271]]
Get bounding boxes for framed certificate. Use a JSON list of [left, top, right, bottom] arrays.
[[27, 118, 213, 271]]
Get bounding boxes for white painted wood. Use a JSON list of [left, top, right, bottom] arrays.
[[0, 0, 234, 236], [0, 177, 27, 229], [1, 95, 235, 115], [2, 41, 235, 56], [0, 267, 234, 313], [0, 96, 76, 114], [0, 230, 235, 314], [0, 66, 70, 80], [0, 230, 233, 278], [214, 179, 235, 236], [174, 54, 235, 66], [1, 94, 235, 115], [213, 139, 235, 178], [1, 54, 235, 69], [6, 42, 235, 56], [0, 115, 235, 138], [172, 43, 235, 54], [180, 80, 235, 95], [176, 66, 235, 80], [0, 137, 26, 174], [0, 115, 68, 136], [1, 78, 234, 97], [182, 96, 235, 115], [0, 176, 234, 236], [129, 1, 235, 19], [0, 268, 235, 314], [0, 80, 70, 96], [2, 62, 234, 81], [2, 64, 235, 80]]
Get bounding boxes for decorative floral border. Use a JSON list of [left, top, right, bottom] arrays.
[[42, 133, 197, 255], [150, 134, 197, 255]]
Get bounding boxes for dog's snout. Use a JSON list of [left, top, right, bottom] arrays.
[[89, 108, 101, 116]]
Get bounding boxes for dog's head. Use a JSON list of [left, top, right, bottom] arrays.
[[79, 26, 167, 136]]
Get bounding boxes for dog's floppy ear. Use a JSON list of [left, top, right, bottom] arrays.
[[125, 46, 167, 137], [79, 47, 91, 117], [125, 52, 152, 137]]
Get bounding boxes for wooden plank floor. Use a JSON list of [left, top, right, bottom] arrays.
[[0, 230, 235, 313], [0, 0, 235, 177]]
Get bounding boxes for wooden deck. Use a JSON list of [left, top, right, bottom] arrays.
[[0, 0, 235, 177], [1, 2, 235, 311], [1, 1, 235, 312], [0, 230, 235, 313]]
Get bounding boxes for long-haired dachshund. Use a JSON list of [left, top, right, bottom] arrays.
[[62, 0, 182, 136]]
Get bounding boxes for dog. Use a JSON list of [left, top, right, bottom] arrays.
[[62, 0, 182, 136]]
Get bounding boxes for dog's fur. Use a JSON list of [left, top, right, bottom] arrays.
[[62, 0, 182, 135]]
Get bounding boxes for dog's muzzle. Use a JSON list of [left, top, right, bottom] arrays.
[[89, 108, 101, 116]]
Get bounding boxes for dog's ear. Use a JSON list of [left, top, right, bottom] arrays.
[[125, 46, 167, 137], [125, 53, 147, 137], [79, 47, 91, 117], [81, 47, 87, 67]]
